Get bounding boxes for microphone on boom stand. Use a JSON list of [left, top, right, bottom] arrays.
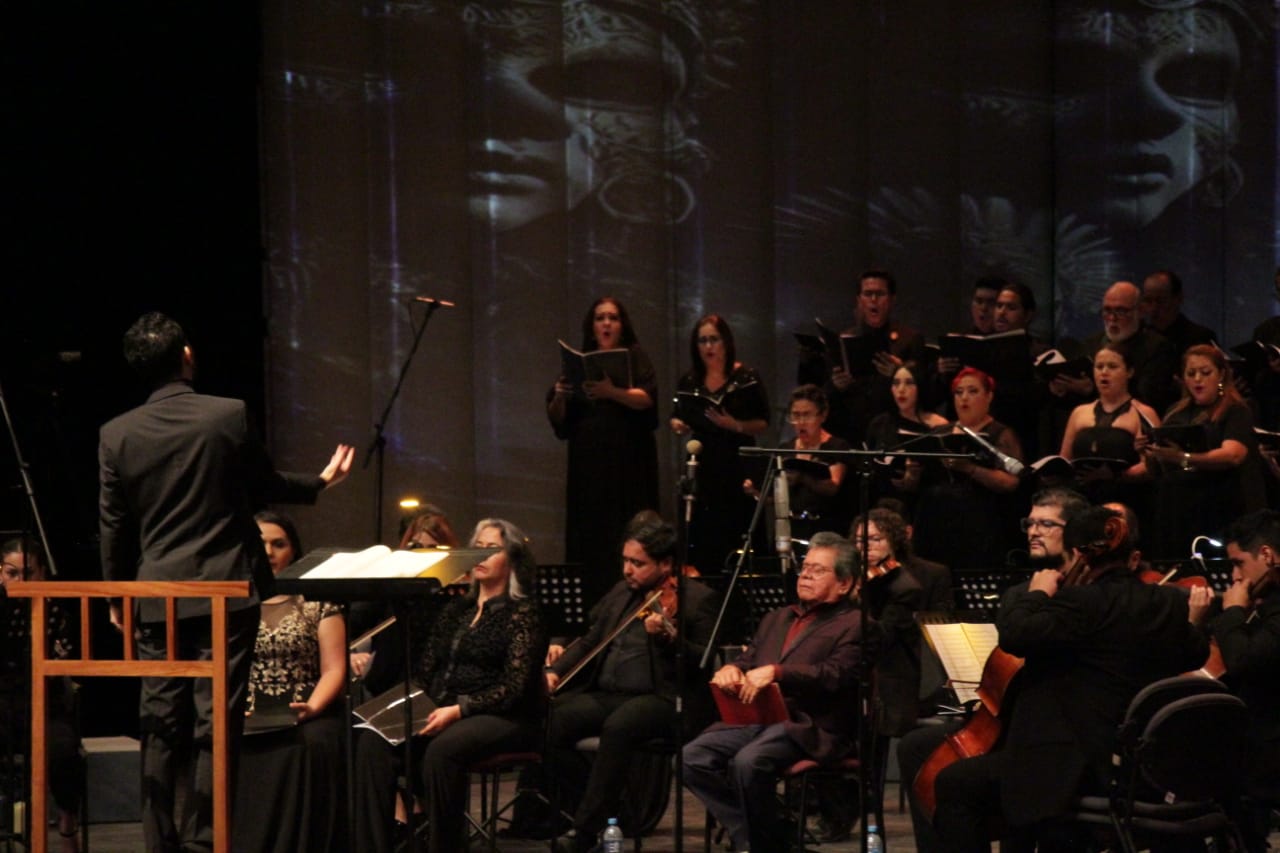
[[773, 456, 793, 571], [683, 439, 702, 525]]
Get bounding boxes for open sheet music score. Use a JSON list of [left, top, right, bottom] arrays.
[[296, 545, 453, 579], [919, 618, 1000, 707]]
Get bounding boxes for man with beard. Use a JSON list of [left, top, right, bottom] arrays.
[[895, 487, 1089, 853], [931, 504, 1208, 852]]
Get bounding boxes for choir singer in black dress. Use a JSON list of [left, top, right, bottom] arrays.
[[548, 297, 659, 604], [670, 313, 770, 575]]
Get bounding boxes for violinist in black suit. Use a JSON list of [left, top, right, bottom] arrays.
[[932, 505, 1208, 852], [543, 513, 719, 853]]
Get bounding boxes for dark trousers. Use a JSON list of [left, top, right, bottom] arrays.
[[897, 720, 962, 853], [136, 606, 259, 853], [547, 690, 676, 843], [352, 714, 534, 853], [682, 722, 806, 853]]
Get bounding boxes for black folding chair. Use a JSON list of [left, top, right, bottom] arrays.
[[1069, 675, 1250, 853]]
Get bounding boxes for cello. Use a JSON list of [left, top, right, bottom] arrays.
[[911, 510, 1131, 819]]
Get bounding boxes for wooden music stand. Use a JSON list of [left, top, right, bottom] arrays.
[[6, 580, 249, 853]]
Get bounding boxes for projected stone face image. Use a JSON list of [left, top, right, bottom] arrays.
[[1052, 0, 1251, 230]]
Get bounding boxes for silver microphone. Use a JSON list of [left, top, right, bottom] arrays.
[[961, 426, 1025, 477], [683, 439, 702, 524], [774, 456, 792, 562]]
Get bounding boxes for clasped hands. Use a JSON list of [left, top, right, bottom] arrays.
[[711, 663, 776, 705]]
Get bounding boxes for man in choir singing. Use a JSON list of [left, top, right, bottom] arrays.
[[810, 269, 929, 446], [542, 512, 720, 853], [682, 531, 862, 853]]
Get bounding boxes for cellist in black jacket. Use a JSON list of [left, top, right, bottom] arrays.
[[932, 505, 1208, 852]]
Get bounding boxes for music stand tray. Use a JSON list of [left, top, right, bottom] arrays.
[[274, 547, 486, 600]]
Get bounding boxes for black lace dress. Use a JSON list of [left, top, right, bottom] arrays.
[[233, 597, 346, 853]]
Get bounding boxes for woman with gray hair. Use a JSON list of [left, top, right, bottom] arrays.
[[353, 518, 547, 852]]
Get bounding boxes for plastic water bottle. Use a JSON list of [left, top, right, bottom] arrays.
[[601, 817, 624, 853], [866, 822, 884, 853]]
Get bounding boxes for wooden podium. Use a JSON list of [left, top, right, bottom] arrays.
[[6, 580, 249, 853]]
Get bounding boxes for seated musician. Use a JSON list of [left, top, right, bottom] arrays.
[[351, 519, 545, 853], [1189, 509, 1280, 853], [1, 538, 83, 853], [682, 531, 862, 853], [897, 487, 1088, 853], [543, 512, 720, 853], [932, 505, 1208, 853]]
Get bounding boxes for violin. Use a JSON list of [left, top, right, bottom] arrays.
[[552, 583, 675, 695], [641, 574, 681, 638]]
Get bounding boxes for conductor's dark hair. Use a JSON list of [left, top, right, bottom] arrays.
[[123, 312, 187, 388], [1224, 509, 1280, 555], [860, 270, 897, 295], [625, 512, 678, 565], [580, 296, 639, 352], [253, 511, 304, 565]]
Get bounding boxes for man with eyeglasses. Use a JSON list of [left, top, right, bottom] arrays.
[[815, 270, 929, 445], [683, 531, 862, 853], [896, 487, 1089, 853], [1077, 280, 1180, 415]]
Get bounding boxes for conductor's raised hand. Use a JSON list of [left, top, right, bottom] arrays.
[[320, 444, 355, 488]]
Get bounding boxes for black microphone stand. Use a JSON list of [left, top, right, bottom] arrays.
[[739, 444, 974, 853], [0, 379, 58, 576], [671, 449, 699, 853], [363, 299, 446, 543]]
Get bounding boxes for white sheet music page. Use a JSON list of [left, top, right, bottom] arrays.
[[300, 546, 450, 579], [922, 622, 1000, 705]]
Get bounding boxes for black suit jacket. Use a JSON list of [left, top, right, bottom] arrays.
[[904, 555, 953, 613], [551, 576, 721, 717], [864, 566, 924, 736], [99, 383, 325, 621], [725, 599, 862, 764], [1212, 586, 1280, 794], [993, 572, 1208, 824]]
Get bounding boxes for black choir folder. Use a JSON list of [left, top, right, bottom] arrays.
[[353, 682, 438, 746], [558, 339, 632, 389], [673, 390, 726, 435], [1027, 455, 1131, 479], [937, 329, 1032, 381], [815, 319, 890, 377], [1149, 423, 1211, 454], [710, 682, 789, 726]]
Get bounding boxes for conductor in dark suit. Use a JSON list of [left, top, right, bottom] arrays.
[[544, 512, 720, 852], [932, 505, 1208, 852], [99, 312, 353, 853], [682, 531, 863, 853]]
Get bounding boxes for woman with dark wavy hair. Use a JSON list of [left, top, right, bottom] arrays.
[[547, 296, 659, 604]]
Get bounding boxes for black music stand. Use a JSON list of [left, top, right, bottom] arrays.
[[536, 564, 589, 640], [952, 569, 1034, 619], [276, 547, 482, 853]]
